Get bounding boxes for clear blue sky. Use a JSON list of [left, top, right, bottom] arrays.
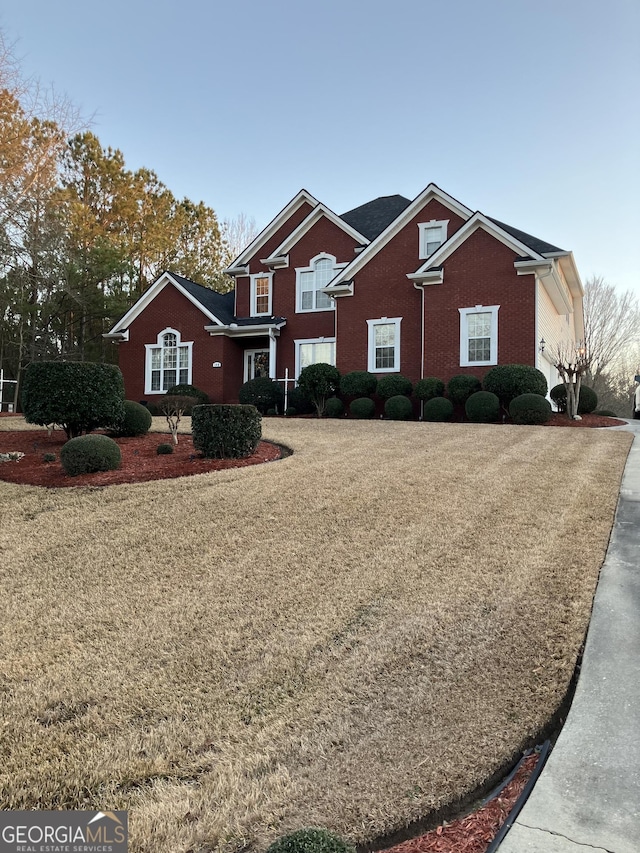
[[2, 0, 639, 294]]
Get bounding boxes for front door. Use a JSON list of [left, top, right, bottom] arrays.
[[244, 349, 270, 382]]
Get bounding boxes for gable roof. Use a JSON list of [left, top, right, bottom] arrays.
[[340, 195, 412, 241], [487, 218, 565, 256], [168, 273, 236, 324], [262, 203, 369, 264]]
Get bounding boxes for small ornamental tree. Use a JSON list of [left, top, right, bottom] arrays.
[[550, 340, 591, 419], [157, 395, 198, 444], [297, 363, 340, 417], [22, 361, 125, 439]]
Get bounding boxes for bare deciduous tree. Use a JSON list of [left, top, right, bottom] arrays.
[[157, 395, 198, 444], [583, 275, 640, 382], [550, 339, 591, 419]]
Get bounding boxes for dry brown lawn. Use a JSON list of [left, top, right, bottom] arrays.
[[0, 418, 632, 853]]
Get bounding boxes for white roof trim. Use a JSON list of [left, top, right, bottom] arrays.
[[327, 183, 473, 289], [225, 189, 321, 270], [266, 203, 369, 259], [411, 212, 546, 278], [407, 269, 444, 285], [204, 321, 286, 338], [104, 272, 225, 334]]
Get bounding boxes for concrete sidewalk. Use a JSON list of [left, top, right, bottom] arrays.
[[499, 421, 640, 852]]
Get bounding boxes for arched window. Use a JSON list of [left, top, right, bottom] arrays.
[[145, 328, 193, 394], [296, 254, 345, 312]]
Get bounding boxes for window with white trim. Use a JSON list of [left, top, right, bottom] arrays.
[[295, 337, 336, 377], [250, 273, 272, 316], [367, 317, 401, 373], [418, 219, 449, 259], [145, 328, 193, 394], [458, 305, 499, 367], [296, 254, 344, 312]]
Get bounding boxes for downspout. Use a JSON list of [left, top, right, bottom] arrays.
[[414, 282, 425, 419], [268, 329, 277, 379]]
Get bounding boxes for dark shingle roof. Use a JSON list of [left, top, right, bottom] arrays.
[[169, 272, 284, 327], [341, 195, 412, 241], [488, 218, 565, 256]]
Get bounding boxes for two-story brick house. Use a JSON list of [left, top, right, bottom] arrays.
[[105, 183, 583, 403]]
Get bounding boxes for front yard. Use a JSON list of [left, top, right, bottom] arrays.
[[0, 419, 632, 852]]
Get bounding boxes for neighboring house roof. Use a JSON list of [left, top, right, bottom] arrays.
[[340, 194, 412, 240], [488, 218, 565, 256]]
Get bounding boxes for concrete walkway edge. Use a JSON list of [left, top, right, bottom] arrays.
[[498, 422, 640, 852]]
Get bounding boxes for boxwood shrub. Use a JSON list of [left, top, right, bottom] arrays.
[[60, 434, 122, 476], [414, 377, 445, 401], [266, 828, 355, 853], [349, 397, 375, 419], [297, 363, 341, 416], [550, 383, 598, 414], [112, 400, 152, 437], [384, 395, 414, 420], [483, 364, 547, 407], [287, 386, 314, 415], [423, 397, 454, 422], [376, 374, 412, 399], [339, 370, 377, 397], [238, 377, 283, 414], [446, 374, 481, 405], [192, 404, 262, 459], [509, 393, 552, 425], [465, 391, 500, 423], [324, 397, 345, 418], [156, 443, 174, 455], [22, 361, 125, 439]]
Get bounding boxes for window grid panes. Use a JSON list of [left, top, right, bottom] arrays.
[[467, 312, 491, 362], [298, 257, 337, 311], [150, 333, 189, 391], [374, 324, 396, 370], [255, 276, 270, 314], [425, 226, 443, 256]]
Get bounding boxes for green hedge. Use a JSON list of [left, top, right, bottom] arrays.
[[349, 397, 375, 419], [339, 371, 377, 397], [414, 377, 445, 401], [22, 361, 125, 439], [550, 383, 598, 414], [423, 397, 454, 422], [509, 393, 552, 425], [60, 434, 122, 476], [483, 365, 547, 407], [112, 400, 152, 437], [376, 374, 412, 399], [192, 404, 262, 458], [266, 828, 355, 853], [384, 395, 414, 420], [238, 377, 283, 414], [447, 374, 481, 405], [465, 391, 500, 423]]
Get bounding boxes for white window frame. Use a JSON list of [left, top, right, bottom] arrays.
[[367, 317, 402, 373], [418, 219, 449, 259], [294, 337, 336, 379], [458, 305, 499, 367], [144, 327, 193, 395], [250, 272, 273, 317], [295, 253, 345, 313]]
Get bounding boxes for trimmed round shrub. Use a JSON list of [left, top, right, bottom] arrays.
[[447, 374, 481, 405], [192, 404, 262, 459], [423, 397, 454, 422], [349, 397, 375, 419], [43, 453, 56, 463], [238, 377, 283, 415], [285, 406, 297, 417], [483, 365, 547, 407], [594, 409, 617, 417], [297, 363, 341, 417], [550, 383, 598, 414], [266, 408, 277, 416], [287, 386, 314, 415], [465, 391, 500, 423], [384, 395, 414, 420], [156, 443, 174, 455], [60, 434, 122, 477], [113, 400, 152, 437], [266, 828, 355, 853], [509, 393, 552, 425], [166, 384, 209, 405], [376, 374, 413, 399], [324, 397, 345, 418], [22, 361, 125, 439], [339, 370, 377, 397], [414, 377, 445, 401]]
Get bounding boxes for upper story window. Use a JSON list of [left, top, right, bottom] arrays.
[[251, 273, 272, 316], [459, 305, 499, 367], [296, 254, 345, 312], [145, 328, 193, 394], [418, 219, 449, 259], [367, 317, 402, 373]]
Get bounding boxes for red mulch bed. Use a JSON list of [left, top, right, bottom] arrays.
[[545, 413, 626, 428], [0, 427, 281, 487], [383, 752, 539, 853]]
